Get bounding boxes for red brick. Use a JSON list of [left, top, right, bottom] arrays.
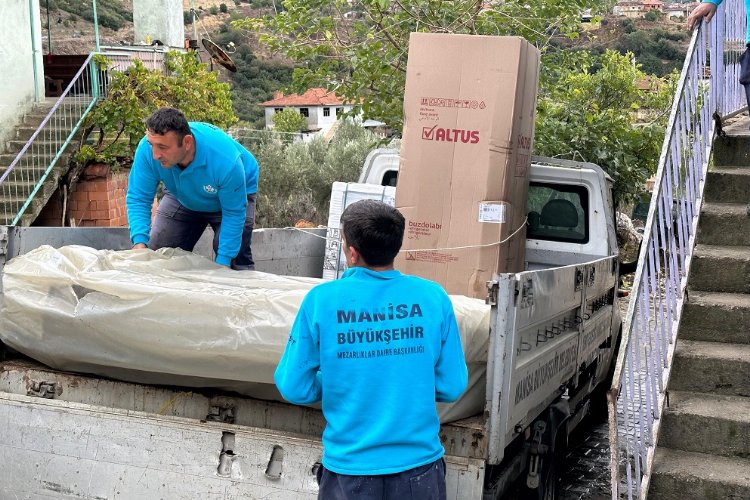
[[88, 191, 109, 201], [96, 219, 111, 227]]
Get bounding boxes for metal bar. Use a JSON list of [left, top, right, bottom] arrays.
[[607, 0, 746, 494]]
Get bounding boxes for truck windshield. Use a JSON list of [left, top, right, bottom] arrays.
[[527, 182, 589, 244]]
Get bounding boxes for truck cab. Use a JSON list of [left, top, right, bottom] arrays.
[[360, 149, 618, 268]]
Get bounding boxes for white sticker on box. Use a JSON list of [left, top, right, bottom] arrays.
[[478, 202, 506, 224]]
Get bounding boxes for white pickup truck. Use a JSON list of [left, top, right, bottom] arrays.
[[0, 155, 621, 499]]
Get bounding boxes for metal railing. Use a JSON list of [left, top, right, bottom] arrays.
[[607, 0, 746, 498], [0, 47, 169, 226]]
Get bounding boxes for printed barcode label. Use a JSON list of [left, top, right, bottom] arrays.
[[478, 203, 506, 223]]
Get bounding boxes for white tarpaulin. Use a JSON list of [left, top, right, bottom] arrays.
[[0, 245, 490, 422]]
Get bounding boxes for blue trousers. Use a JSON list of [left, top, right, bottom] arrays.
[[149, 191, 256, 270], [316, 458, 446, 500]]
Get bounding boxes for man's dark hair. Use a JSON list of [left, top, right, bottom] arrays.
[[145, 107, 192, 146], [340, 200, 405, 266]]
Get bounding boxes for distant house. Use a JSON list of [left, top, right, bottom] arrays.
[[261, 88, 360, 141], [613, 0, 664, 17], [664, 3, 690, 18], [614, 1, 644, 17], [642, 0, 664, 12]]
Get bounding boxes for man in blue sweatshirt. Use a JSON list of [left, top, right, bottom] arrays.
[[126, 107, 259, 269], [274, 200, 468, 500]]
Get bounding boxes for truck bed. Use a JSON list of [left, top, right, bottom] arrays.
[[0, 357, 486, 498]]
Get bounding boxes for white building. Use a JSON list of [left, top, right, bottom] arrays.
[[1, 0, 44, 150], [261, 88, 359, 140]]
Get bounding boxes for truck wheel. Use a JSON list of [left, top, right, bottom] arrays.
[[524, 434, 565, 500]]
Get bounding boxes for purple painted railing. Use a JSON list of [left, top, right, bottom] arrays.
[[607, 0, 746, 498]]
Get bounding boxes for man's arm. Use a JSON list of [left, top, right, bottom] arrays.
[[126, 139, 160, 247], [434, 297, 468, 403], [688, 0, 720, 30], [274, 303, 322, 405], [215, 158, 248, 266]]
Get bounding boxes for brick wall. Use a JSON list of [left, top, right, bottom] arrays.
[[35, 166, 129, 227]]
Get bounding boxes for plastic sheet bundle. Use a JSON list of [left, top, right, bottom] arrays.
[[0, 245, 490, 422]]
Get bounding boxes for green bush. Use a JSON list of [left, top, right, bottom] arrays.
[[77, 52, 237, 169], [220, 3, 229, 13], [242, 120, 378, 227], [644, 10, 659, 22], [210, 6, 219, 15], [622, 18, 636, 34]]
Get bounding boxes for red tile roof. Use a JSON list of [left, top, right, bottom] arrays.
[[261, 88, 345, 107]]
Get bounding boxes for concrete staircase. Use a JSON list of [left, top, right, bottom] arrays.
[[649, 118, 750, 499], [0, 97, 78, 226]]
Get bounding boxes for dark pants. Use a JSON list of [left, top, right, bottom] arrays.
[[740, 46, 750, 114], [316, 458, 446, 500], [149, 192, 256, 270]]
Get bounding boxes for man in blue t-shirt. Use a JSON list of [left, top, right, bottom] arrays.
[[126, 107, 259, 269], [274, 200, 468, 500]]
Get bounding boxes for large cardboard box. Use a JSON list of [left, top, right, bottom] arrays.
[[395, 33, 540, 299]]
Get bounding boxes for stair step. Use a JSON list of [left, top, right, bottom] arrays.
[[689, 244, 750, 294], [5, 140, 71, 155], [0, 152, 67, 169], [13, 125, 78, 143], [649, 448, 750, 500], [681, 290, 750, 344], [659, 390, 750, 457], [670, 340, 750, 396], [713, 124, 750, 166], [703, 167, 750, 203], [698, 203, 750, 246]]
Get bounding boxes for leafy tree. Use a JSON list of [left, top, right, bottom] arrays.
[[234, 0, 596, 131], [211, 26, 294, 127], [621, 18, 636, 34], [644, 10, 660, 22], [534, 50, 676, 205], [76, 52, 237, 169], [272, 109, 308, 134], [242, 120, 378, 227]]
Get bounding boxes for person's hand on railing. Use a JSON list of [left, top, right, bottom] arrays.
[[687, 2, 718, 30]]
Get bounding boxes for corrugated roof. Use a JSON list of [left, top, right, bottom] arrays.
[[261, 88, 345, 107]]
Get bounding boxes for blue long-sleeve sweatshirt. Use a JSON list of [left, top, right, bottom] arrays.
[[274, 267, 468, 475], [704, 0, 750, 43], [126, 122, 259, 266]]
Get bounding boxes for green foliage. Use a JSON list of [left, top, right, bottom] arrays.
[[78, 51, 237, 168], [535, 50, 676, 205], [234, 0, 596, 131], [211, 26, 294, 127], [42, 0, 132, 31], [220, 3, 229, 13], [616, 28, 686, 76], [644, 10, 660, 22], [242, 120, 378, 227], [272, 109, 308, 135], [210, 5, 219, 15], [621, 18, 636, 34]]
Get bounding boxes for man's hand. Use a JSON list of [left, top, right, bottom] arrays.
[[688, 2, 717, 30], [132, 243, 147, 249]]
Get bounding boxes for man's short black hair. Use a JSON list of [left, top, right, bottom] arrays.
[[145, 107, 192, 145], [340, 200, 405, 267]]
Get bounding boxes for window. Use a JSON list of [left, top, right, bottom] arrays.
[[299, 108, 309, 117], [323, 107, 331, 117], [274, 107, 283, 113], [526, 182, 589, 244]]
